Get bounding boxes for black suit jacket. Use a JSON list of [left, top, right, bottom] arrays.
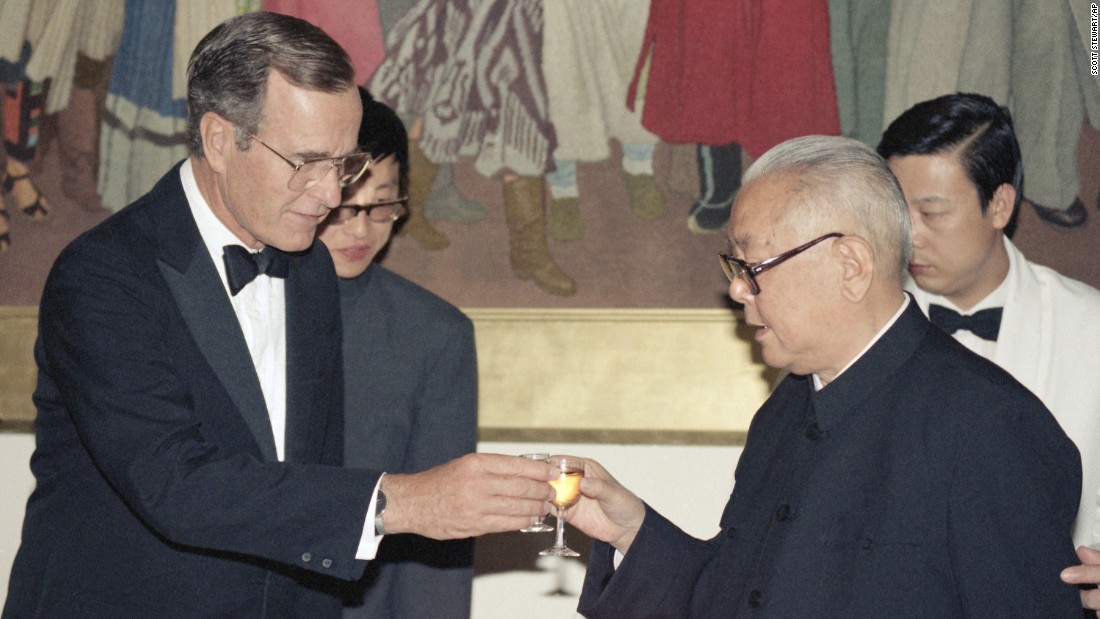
[[4, 163, 378, 618], [579, 299, 1083, 618], [338, 265, 477, 619]]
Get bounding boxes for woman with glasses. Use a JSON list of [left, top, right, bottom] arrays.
[[317, 87, 477, 619]]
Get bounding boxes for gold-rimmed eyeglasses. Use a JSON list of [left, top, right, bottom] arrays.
[[247, 132, 373, 191], [719, 232, 844, 295], [324, 196, 409, 225]]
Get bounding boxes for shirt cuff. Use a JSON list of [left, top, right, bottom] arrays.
[[355, 474, 386, 560], [613, 548, 625, 569]]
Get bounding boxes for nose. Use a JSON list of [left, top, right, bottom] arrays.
[[727, 275, 754, 305], [909, 212, 927, 249], [347, 210, 371, 236], [309, 165, 344, 210]]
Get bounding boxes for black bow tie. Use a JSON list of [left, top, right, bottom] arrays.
[[928, 304, 1003, 341], [223, 245, 289, 296]]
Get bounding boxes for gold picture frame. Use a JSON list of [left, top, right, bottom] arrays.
[[0, 306, 37, 432], [1, 306, 774, 443], [471, 308, 774, 445]]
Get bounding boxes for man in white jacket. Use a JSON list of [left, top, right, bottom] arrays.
[[878, 93, 1100, 583]]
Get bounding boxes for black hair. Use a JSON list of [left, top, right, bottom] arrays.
[[357, 87, 409, 195], [877, 93, 1023, 215]]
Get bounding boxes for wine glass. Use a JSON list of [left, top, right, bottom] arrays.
[[540, 456, 585, 557], [519, 453, 554, 533]]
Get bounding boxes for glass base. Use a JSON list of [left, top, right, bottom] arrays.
[[539, 545, 580, 557], [521, 522, 554, 533]]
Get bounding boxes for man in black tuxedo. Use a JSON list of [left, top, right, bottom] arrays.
[[568, 135, 1083, 617], [2, 12, 554, 618]]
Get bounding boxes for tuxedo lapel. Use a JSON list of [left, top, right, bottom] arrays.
[[161, 261, 280, 462], [152, 165, 279, 462], [992, 239, 1050, 397], [282, 244, 336, 464]]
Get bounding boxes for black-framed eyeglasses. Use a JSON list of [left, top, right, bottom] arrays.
[[247, 132, 373, 191], [719, 232, 844, 295], [324, 196, 409, 225]]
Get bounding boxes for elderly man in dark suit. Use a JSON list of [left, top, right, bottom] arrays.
[[567, 135, 1082, 617], [3, 13, 553, 618]]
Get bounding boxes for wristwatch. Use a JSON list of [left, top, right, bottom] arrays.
[[374, 490, 388, 536]]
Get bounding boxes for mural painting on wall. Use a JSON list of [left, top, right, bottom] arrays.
[[1, 0, 1098, 309]]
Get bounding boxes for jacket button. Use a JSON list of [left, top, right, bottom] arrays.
[[725, 526, 737, 538], [805, 422, 822, 440], [748, 589, 762, 608], [775, 504, 791, 522], [861, 537, 873, 550], [322, 558, 333, 568], [301, 552, 312, 563]]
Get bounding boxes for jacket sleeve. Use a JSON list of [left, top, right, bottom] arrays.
[[578, 505, 718, 619]]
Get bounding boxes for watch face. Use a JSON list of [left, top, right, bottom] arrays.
[[376, 490, 387, 513]]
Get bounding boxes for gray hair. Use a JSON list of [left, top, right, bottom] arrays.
[[744, 135, 913, 280], [186, 12, 356, 156]]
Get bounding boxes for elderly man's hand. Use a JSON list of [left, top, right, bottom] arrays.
[[379, 453, 556, 539], [564, 458, 646, 555], [1060, 545, 1100, 614]]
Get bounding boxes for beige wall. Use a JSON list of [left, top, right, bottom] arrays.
[[0, 433, 35, 599]]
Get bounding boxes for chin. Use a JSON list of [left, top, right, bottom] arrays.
[[912, 276, 949, 297], [334, 262, 370, 280], [271, 232, 316, 253], [759, 348, 787, 372]]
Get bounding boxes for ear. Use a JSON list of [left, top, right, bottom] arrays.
[[834, 236, 874, 303], [199, 111, 234, 175], [987, 182, 1016, 231]]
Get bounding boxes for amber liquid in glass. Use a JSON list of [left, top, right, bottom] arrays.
[[549, 470, 582, 508]]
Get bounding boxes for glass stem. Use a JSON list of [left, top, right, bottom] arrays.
[[555, 506, 567, 548]]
